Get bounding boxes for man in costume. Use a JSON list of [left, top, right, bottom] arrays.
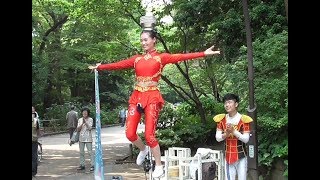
[[213, 93, 253, 180]]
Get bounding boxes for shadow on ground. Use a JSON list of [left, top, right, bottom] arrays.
[[34, 142, 147, 180]]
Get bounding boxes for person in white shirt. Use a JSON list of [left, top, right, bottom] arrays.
[[76, 107, 94, 172]]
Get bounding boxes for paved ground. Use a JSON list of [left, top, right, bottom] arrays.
[[33, 124, 149, 180]]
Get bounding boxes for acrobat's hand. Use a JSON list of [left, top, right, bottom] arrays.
[[204, 45, 220, 56], [88, 63, 101, 70]]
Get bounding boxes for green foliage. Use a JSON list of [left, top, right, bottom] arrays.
[[43, 102, 79, 131], [210, 23, 287, 179], [157, 129, 183, 149], [44, 102, 80, 121], [32, 0, 139, 109], [101, 106, 124, 125], [174, 115, 213, 148], [199, 95, 224, 116], [253, 30, 288, 176], [47, 119, 67, 132], [157, 103, 179, 129], [32, 53, 49, 111], [157, 114, 216, 151], [156, 101, 217, 150], [250, 0, 287, 40]]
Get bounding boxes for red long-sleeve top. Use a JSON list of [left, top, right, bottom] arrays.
[[97, 49, 205, 108]]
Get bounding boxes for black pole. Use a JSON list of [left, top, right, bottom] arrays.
[[241, 0, 258, 179]]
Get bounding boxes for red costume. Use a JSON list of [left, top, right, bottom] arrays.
[[98, 50, 205, 148], [213, 114, 252, 164]]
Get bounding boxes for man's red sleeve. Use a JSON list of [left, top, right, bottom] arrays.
[[243, 123, 250, 133], [217, 122, 223, 131]]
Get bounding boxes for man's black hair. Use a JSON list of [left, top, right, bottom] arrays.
[[222, 93, 240, 103]]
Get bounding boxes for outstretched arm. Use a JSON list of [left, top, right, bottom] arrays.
[[88, 55, 137, 71], [204, 45, 220, 56], [162, 45, 220, 65]]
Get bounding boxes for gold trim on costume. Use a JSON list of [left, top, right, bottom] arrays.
[[136, 76, 153, 82], [144, 54, 152, 60], [134, 57, 142, 68], [134, 85, 159, 92], [241, 115, 253, 123], [213, 114, 226, 122], [136, 81, 158, 87]]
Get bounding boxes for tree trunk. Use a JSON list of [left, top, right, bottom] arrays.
[[284, 0, 288, 22], [44, 30, 64, 107], [40, 13, 68, 108]]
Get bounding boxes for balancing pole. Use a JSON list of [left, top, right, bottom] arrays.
[[94, 69, 105, 180]]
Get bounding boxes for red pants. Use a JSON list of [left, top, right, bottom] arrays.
[[125, 103, 161, 148]]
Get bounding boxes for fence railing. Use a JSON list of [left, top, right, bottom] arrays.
[[38, 119, 67, 134]]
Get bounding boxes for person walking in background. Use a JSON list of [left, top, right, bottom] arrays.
[[32, 106, 39, 119], [32, 112, 40, 177], [66, 105, 79, 145], [213, 93, 253, 180], [76, 107, 94, 172], [32, 106, 42, 129], [119, 107, 126, 127], [125, 109, 128, 123], [88, 28, 220, 177]]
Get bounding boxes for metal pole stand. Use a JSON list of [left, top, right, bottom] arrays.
[[247, 105, 259, 180]]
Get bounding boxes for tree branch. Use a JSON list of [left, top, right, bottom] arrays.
[[161, 75, 194, 106], [119, 0, 142, 28], [38, 15, 68, 55], [116, 39, 140, 54]]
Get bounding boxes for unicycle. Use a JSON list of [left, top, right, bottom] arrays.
[[143, 146, 164, 180], [143, 146, 154, 179], [143, 146, 155, 179]]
